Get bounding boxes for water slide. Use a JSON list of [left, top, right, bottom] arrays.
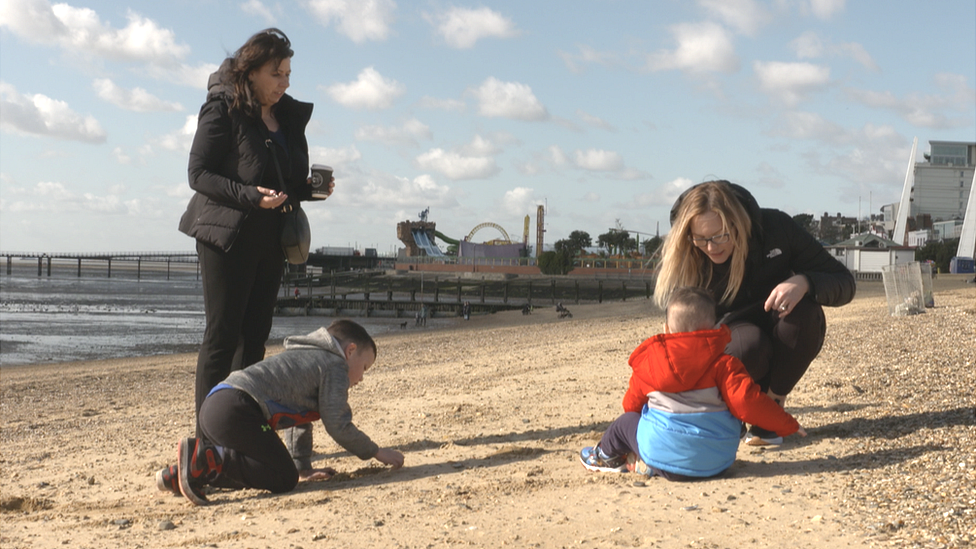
[[434, 231, 459, 246], [411, 229, 446, 256]]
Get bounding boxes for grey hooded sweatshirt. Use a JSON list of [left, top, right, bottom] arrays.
[[219, 328, 379, 461]]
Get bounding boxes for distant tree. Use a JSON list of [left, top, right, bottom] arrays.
[[792, 213, 817, 239], [538, 250, 572, 275], [566, 230, 592, 250], [598, 222, 632, 256], [916, 238, 959, 273], [643, 235, 663, 257]]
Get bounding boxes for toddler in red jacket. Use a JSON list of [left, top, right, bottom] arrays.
[[580, 286, 806, 479]]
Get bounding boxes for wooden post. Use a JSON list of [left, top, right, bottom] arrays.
[[528, 280, 532, 305], [456, 277, 462, 302], [622, 281, 626, 301], [480, 282, 486, 303], [6, 256, 11, 275], [107, 258, 112, 278], [37, 257, 42, 276], [503, 281, 508, 304], [646, 281, 651, 300], [137, 258, 142, 280], [575, 280, 580, 304], [166, 258, 171, 280], [77, 258, 82, 277], [46, 257, 51, 277], [598, 280, 603, 303], [551, 278, 556, 304]]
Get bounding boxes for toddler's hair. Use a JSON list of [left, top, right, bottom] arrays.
[[327, 319, 377, 357], [665, 286, 717, 333]]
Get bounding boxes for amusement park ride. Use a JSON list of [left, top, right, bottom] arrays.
[[396, 206, 546, 259]]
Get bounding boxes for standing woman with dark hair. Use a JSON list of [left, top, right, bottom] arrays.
[[178, 29, 334, 432], [654, 180, 855, 446]]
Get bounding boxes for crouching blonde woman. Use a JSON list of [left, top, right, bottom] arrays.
[[654, 180, 855, 445]]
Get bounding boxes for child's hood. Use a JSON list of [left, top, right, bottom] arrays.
[[628, 325, 732, 391], [283, 327, 345, 358]]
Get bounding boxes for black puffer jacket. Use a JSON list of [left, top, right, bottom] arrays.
[[670, 182, 856, 316], [179, 60, 313, 252]]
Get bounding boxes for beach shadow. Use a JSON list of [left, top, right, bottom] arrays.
[[729, 443, 946, 479], [288, 444, 549, 494], [810, 406, 974, 440], [312, 420, 612, 461]]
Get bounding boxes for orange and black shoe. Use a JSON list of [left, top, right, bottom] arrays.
[[155, 465, 180, 495], [177, 437, 223, 506]]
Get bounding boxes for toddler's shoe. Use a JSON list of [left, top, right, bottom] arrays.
[[579, 446, 627, 473], [744, 425, 783, 446], [178, 437, 223, 505]]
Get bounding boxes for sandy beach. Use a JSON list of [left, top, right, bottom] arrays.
[[1, 277, 973, 549]]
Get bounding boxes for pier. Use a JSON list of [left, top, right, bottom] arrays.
[[1, 251, 199, 280]]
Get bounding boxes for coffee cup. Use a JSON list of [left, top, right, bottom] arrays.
[[310, 164, 333, 199]]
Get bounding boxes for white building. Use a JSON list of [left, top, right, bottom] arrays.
[[826, 234, 916, 274], [913, 141, 975, 221]]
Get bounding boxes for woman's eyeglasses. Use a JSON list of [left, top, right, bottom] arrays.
[[688, 233, 730, 247]]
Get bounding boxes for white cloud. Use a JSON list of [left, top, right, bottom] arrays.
[[558, 45, 618, 73], [768, 111, 847, 142], [697, 0, 771, 36], [574, 149, 624, 172], [428, 6, 517, 49], [501, 187, 543, 218], [0, 82, 106, 143], [626, 177, 694, 209], [325, 67, 405, 110], [93, 79, 182, 112], [415, 147, 500, 180], [844, 74, 976, 129], [357, 173, 458, 210], [4, 180, 153, 216], [157, 115, 198, 153], [790, 31, 877, 72], [548, 145, 569, 168], [307, 145, 363, 170], [472, 77, 548, 121], [753, 61, 830, 106], [0, 0, 217, 88], [417, 96, 466, 111], [577, 110, 615, 131], [647, 21, 739, 74], [305, 0, 395, 43], [460, 135, 501, 157], [1, 0, 188, 65], [241, 0, 276, 23], [355, 118, 432, 146], [112, 147, 131, 164], [807, 0, 845, 20]]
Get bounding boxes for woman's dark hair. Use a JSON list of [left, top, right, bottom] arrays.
[[227, 28, 294, 116]]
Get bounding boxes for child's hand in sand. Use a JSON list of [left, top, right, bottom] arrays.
[[375, 448, 404, 469], [796, 426, 808, 437], [299, 467, 338, 481]]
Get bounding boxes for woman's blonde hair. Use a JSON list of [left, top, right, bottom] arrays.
[[653, 181, 752, 309]]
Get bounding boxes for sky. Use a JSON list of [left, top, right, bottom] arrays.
[[1, 0, 974, 255]]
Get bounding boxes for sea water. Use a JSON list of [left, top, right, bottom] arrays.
[[0, 269, 421, 367]]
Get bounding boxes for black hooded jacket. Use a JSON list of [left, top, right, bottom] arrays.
[[670, 182, 856, 317], [178, 59, 313, 252]]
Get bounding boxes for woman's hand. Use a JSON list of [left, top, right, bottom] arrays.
[[256, 186, 288, 209], [307, 177, 335, 199], [763, 274, 810, 317]]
